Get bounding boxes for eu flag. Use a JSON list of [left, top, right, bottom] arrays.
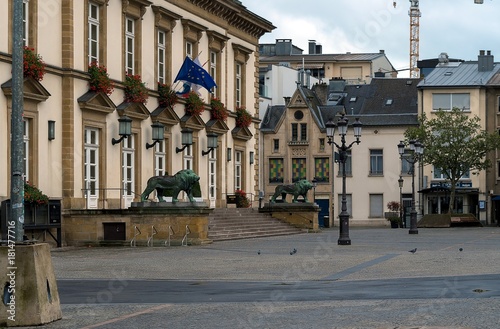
[[174, 56, 217, 92]]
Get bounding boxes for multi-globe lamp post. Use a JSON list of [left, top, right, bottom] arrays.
[[326, 114, 362, 245], [397, 140, 424, 235]]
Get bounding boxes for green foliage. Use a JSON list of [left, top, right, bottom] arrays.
[[184, 91, 205, 116], [235, 189, 250, 208], [235, 106, 252, 127], [88, 61, 114, 95], [158, 82, 178, 107], [210, 97, 228, 121], [23, 47, 45, 81], [405, 107, 500, 212], [124, 73, 148, 103], [24, 181, 49, 205]]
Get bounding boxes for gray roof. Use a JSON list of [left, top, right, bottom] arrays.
[[417, 62, 500, 88], [260, 105, 286, 133], [260, 78, 419, 132], [260, 52, 387, 63]]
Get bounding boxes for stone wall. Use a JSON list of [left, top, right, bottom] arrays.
[[62, 203, 213, 246], [260, 203, 319, 231]]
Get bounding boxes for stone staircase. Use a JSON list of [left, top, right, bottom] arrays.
[[208, 207, 304, 241]]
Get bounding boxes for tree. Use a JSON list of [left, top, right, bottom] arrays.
[[405, 108, 500, 214]]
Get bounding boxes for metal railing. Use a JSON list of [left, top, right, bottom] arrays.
[[147, 226, 157, 247], [130, 226, 141, 247], [181, 225, 190, 246], [165, 226, 174, 247]]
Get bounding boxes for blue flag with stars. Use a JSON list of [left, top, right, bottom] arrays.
[[174, 56, 217, 92]]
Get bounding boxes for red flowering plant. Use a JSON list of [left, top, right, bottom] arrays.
[[235, 106, 252, 128], [158, 82, 178, 108], [124, 73, 148, 104], [184, 91, 205, 116], [24, 181, 49, 205], [88, 61, 114, 95], [210, 97, 228, 121], [23, 47, 45, 81], [235, 189, 250, 208]]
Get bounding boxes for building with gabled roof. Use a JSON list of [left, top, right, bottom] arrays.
[[260, 77, 419, 227]]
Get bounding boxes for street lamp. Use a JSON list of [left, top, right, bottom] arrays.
[[312, 178, 317, 204], [326, 113, 362, 245], [398, 140, 424, 234], [398, 176, 404, 228]]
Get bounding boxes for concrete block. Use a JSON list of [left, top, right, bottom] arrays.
[[0, 243, 62, 327]]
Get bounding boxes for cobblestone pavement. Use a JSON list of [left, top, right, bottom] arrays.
[[18, 227, 500, 329]]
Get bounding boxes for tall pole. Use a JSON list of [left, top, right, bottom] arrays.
[[409, 161, 418, 234], [338, 144, 350, 245], [326, 115, 361, 246], [398, 140, 422, 235], [398, 176, 404, 228], [11, 0, 25, 242]]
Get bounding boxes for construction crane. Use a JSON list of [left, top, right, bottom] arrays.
[[408, 0, 421, 78], [396, 0, 483, 77]]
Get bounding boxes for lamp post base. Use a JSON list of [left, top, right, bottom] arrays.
[[338, 213, 351, 245], [409, 229, 418, 235], [338, 238, 351, 245]]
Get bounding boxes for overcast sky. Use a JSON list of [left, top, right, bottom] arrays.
[[244, 0, 500, 78]]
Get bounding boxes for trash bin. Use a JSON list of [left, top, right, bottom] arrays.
[[323, 215, 329, 228]]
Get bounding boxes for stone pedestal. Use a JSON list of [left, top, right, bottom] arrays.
[[63, 202, 213, 246], [260, 203, 320, 231], [0, 243, 62, 327]]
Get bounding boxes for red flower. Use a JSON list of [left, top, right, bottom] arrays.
[[88, 61, 114, 95], [210, 97, 228, 121], [158, 82, 178, 107], [23, 47, 45, 81], [124, 73, 148, 103], [235, 106, 252, 128], [184, 91, 205, 116]]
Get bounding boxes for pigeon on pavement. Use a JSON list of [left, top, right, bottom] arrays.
[[408, 248, 417, 254]]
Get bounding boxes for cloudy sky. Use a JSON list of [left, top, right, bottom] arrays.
[[244, 0, 500, 77]]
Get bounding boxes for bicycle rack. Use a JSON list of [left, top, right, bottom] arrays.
[[181, 225, 190, 246], [130, 226, 141, 247], [165, 226, 174, 247], [147, 226, 158, 247]]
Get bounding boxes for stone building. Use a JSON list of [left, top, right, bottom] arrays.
[[260, 77, 420, 227], [417, 50, 500, 225], [0, 0, 274, 245]]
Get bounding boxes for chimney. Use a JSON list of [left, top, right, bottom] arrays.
[[309, 40, 316, 54], [478, 50, 494, 72]]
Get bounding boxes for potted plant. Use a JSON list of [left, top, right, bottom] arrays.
[[210, 97, 228, 121], [24, 181, 49, 226], [235, 106, 252, 128], [385, 201, 402, 228], [88, 61, 114, 95], [235, 189, 250, 208], [184, 91, 205, 116], [24, 181, 49, 205], [23, 46, 45, 81], [158, 82, 178, 108], [124, 73, 148, 104]]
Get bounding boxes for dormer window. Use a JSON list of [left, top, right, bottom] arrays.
[[349, 96, 357, 102], [385, 98, 393, 106]]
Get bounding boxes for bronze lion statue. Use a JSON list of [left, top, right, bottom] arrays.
[[270, 179, 314, 203], [141, 169, 200, 203]]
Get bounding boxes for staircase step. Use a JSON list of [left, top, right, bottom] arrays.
[[208, 207, 303, 241]]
